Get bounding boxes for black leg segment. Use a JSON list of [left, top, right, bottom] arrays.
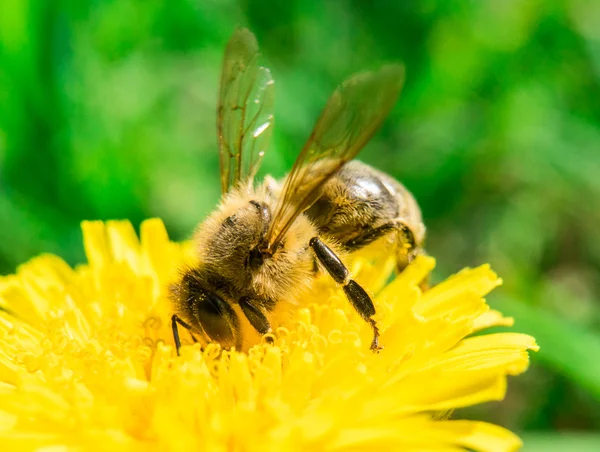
[[239, 296, 274, 343], [343, 280, 376, 318], [309, 237, 349, 284], [310, 236, 382, 351], [344, 221, 398, 251], [172, 314, 198, 356]]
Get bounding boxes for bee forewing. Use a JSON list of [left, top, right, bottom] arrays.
[[218, 28, 275, 194], [267, 64, 405, 247]]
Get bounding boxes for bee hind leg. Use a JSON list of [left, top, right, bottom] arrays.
[[309, 237, 382, 352], [344, 220, 399, 251]]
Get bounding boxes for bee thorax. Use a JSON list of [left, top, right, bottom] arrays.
[[191, 189, 316, 304]]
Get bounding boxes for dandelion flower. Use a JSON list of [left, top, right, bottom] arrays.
[[0, 219, 537, 451]]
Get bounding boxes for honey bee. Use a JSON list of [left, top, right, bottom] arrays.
[[170, 28, 425, 354]]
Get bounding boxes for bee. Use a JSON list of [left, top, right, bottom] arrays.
[[170, 28, 425, 355]]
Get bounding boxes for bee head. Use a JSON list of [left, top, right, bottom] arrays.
[[172, 270, 241, 350]]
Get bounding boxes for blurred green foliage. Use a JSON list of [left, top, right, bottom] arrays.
[[1, 0, 599, 443]]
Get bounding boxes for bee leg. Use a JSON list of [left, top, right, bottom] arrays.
[[239, 296, 274, 344], [309, 237, 382, 352], [171, 314, 197, 356], [395, 224, 420, 273], [344, 220, 399, 251]]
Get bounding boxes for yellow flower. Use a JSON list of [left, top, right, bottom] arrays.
[[0, 219, 537, 451]]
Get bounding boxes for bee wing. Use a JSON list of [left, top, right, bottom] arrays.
[[218, 28, 275, 194], [266, 64, 405, 248]]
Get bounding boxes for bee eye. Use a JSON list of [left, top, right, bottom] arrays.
[[195, 291, 239, 348]]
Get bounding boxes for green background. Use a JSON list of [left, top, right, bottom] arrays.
[[1, 0, 599, 447]]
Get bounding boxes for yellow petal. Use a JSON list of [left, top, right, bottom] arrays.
[[81, 221, 111, 269], [425, 333, 539, 375], [435, 420, 523, 452], [474, 310, 514, 331]]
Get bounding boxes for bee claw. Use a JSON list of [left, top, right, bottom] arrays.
[[370, 337, 384, 353], [365, 317, 383, 352]]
